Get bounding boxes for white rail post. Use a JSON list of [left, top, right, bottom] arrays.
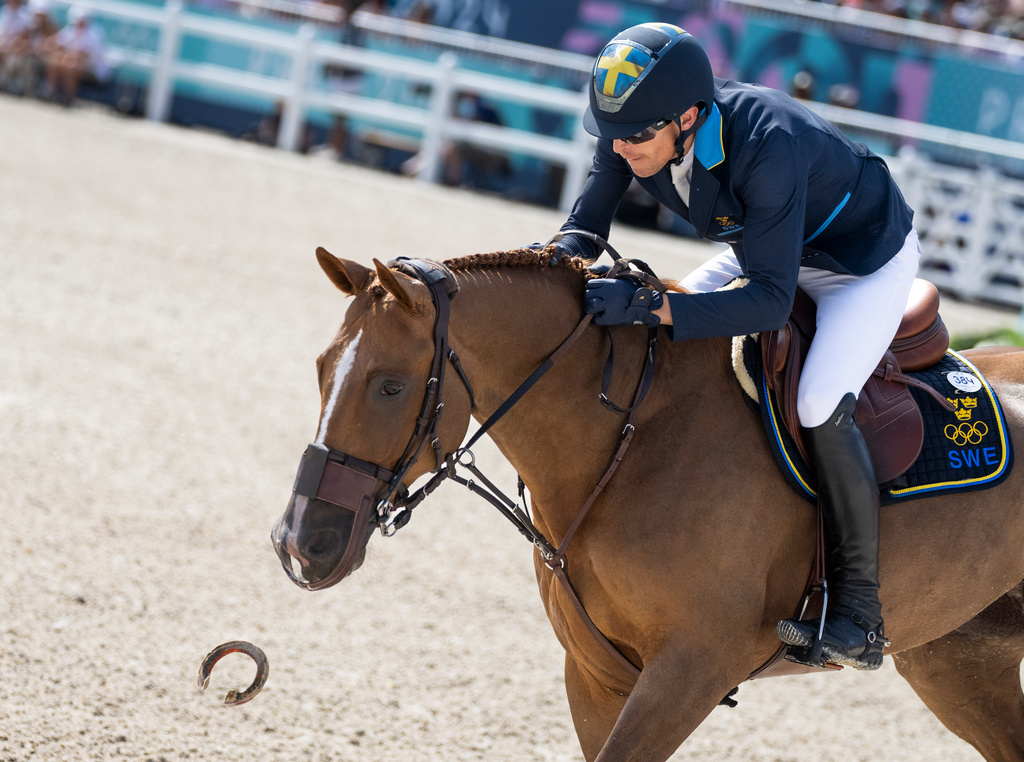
[[145, 0, 183, 123], [559, 88, 593, 212], [959, 167, 999, 301], [278, 23, 316, 152], [891, 146, 921, 220], [418, 52, 458, 185]]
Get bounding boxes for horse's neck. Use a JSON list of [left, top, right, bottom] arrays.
[[450, 266, 737, 397], [449, 266, 744, 529], [450, 266, 591, 408]]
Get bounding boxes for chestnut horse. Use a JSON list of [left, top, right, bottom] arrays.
[[273, 247, 1024, 762]]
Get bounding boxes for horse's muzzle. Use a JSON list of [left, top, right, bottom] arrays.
[[270, 443, 392, 590]]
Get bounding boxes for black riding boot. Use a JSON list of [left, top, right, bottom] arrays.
[[776, 393, 888, 671]]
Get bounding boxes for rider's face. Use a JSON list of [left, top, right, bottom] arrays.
[[611, 106, 701, 178], [612, 119, 681, 178]]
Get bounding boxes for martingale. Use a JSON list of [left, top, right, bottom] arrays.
[[754, 348, 1014, 505]]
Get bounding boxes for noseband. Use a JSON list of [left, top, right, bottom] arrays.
[[276, 257, 475, 590]]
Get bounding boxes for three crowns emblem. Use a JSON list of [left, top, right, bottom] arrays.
[[948, 396, 978, 421]]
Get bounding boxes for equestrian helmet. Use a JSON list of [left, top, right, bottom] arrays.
[[583, 22, 714, 141]]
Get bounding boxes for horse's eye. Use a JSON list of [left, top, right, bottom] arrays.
[[380, 382, 403, 396]]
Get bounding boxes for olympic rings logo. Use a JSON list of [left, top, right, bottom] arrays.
[[944, 421, 988, 445]]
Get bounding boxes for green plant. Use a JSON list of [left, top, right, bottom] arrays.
[[950, 329, 1024, 351]]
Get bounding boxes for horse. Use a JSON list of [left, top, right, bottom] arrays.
[[272, 246, 1024, 762]]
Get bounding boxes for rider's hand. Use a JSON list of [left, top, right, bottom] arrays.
[[526, 240, 574, 265], [584, 278, 663, 327], [527, 232, 598, 265]]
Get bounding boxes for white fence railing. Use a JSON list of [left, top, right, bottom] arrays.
[[58, 0, 594, 211], [806, 102, 1024, 307], [888, 157, 1024, 307], [48, 0, 1024, 306], [726, 0, 1024, 59]]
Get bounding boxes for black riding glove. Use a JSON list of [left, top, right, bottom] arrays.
[[584, 278, 664, 327], [526, 240, 573, 264]]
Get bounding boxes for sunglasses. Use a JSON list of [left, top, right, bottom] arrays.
[[620, 118, 673, 145]]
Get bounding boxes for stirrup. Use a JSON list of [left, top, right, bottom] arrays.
[[777, 579, 833, 666], [778, 618, 890, 671], [777, 583, 889, 671]]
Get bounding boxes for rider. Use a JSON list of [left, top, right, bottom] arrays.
[[552, 22, 920, 670]]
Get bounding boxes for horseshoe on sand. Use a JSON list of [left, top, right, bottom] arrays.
[[197, 641, 269, 706]]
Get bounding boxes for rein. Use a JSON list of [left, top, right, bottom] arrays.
[[283, 245, 662, 677]]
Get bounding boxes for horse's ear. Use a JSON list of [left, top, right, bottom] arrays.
[[316, 247, 374, 295], [372, 258, 423, 314]]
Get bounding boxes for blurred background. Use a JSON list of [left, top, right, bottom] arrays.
[[2, 4, 1022, 758], [7, 0, 1024, 320]]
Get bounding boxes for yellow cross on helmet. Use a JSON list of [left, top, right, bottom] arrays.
[[584, 22, 715, 142]]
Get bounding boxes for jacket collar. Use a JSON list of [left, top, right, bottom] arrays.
[[642, 100, 724, 235], [693, 101, 724, 170]]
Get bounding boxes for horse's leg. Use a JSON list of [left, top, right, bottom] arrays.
[[892, 584, 1024, 762], [563, 655, 626, 762], [564, 646, 742, 762]]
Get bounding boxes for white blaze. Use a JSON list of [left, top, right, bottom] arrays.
[[315, 329, 362, 444]]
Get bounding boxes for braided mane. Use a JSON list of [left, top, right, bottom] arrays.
[[368, 248, 678, 300], [366, 248, 591, 298], [442, 248, 682, 291], [444, 247, 590, 274]]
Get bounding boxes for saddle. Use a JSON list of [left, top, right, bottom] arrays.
[[761, 278, 953, 484]]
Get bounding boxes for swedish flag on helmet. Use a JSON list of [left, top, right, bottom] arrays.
[[584, 22, 715, 142]]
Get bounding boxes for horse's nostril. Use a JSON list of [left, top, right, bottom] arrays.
[[304, 528, 342, 558]]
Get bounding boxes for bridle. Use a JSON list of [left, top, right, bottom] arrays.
[[276, 238, 663, 677], [276, 257, 474, 591]]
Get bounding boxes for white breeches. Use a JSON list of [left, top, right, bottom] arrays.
[[681, 229, 922, 428]]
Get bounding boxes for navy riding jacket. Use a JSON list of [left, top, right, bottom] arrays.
[[562, 79, 915, 340]]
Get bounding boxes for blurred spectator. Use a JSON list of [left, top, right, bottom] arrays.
[[42, 5, 109, 105], [0, 0, 57, 96], [0, 0, 32, 76], [949, 0, 991, 29], [310, 114, 351, 160], [821, 0, 1024, 38], [245, 99, 315, 152], [791, 70, 815, 100], [400, 91, 511, 190], [443, 92, 510, 187], [404, 1, 433, 24], [356, 0, 389, 13], [828, 83, 861, 108], [256, 99, 283, 145]]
